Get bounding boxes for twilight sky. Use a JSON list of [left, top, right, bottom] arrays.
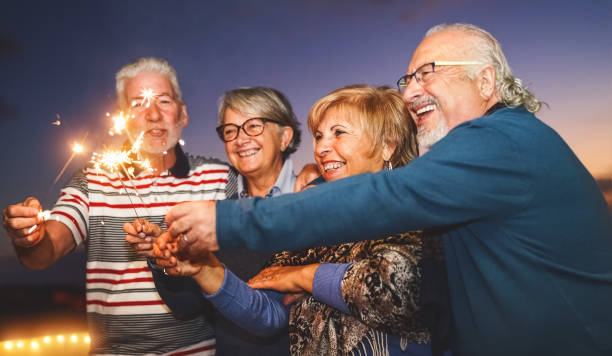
[[0, 0, 610, 284]]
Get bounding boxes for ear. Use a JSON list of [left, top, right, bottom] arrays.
[[382, 141, 397, 162], [280, 126, 294, 152], [179, 103, 189, 127], [477, 65, 497, 100]]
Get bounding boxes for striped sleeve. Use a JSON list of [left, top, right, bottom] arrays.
[[51, 168, 89, 246]]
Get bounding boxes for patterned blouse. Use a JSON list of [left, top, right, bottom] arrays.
[[264, 232, 431, 355]]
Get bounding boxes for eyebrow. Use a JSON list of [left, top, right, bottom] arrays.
[[128, 91, 174, 100]]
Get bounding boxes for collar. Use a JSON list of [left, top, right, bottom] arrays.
[[237, 158, 296, 199], [123, 141, 190, 178], [484, 101, 507, 116]]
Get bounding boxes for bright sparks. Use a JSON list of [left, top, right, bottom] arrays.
[[38, 210, 51, 221], [92, 150, 131, 173], [141, 88, 154, 108], [73, 142, 84, 153], [108, 111, 129, 135], [132, 131, 145, 153]]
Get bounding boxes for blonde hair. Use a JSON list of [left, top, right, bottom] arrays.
[[308, 85, 418, 168], [426, 23, 542, 113], [218, 87, 301, 160], [115, 57, 182, 109]]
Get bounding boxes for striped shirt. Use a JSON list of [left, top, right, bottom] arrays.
[[52, 149, 236, 355]]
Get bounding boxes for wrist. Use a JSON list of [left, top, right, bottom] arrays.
[[194, 263, 226, 295], [300, 264, 319, 293]]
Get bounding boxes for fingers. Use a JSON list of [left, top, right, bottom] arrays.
[[12, 228, 45, 248], [123, 222, 139, 236], [24, 197, 42, 211], [142, 220, 163, 237], [5, 205, 39, 220], [5, 216, 39, 231], [154, 256, 177, 268], [164, 201, 195, 229]]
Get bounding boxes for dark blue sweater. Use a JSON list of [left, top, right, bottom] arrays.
[[217, 106, 612, 356]]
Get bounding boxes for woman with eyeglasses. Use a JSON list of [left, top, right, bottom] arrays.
[[152, 85, 452, 356], [142, 87, 301, 355], [217, 87, 301, 200]]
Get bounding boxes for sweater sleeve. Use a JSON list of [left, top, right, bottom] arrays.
[[217, 121, 531, 252], [204, 267, 289, 337], [312, 262, 352, 315]]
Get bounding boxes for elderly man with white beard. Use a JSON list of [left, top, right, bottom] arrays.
[[162, 24, 612, 356]]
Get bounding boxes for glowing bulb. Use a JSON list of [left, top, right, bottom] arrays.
[[43, 336, 51, 343], [71, 334, 78, 343], [57, 335, 64, 343], [84, 335, 91, 343], [4, 341, 13, 350], [30, 341, 39, 350], [16, 341, 23, 348]]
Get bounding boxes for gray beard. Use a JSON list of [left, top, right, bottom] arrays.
[[417, 118, 448, 150]]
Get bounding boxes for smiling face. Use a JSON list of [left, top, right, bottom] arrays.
[[314, 107, 385, 182], [123, 70, 188, 155], [224, 107, 292, 181], [402, 30, 490, 148]]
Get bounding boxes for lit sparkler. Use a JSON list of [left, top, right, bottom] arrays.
[[27, 210, 52, 234], [52, 131, 89, 185]]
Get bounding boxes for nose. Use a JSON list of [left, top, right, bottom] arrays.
[[145, 102, 161, 122], [235, 126, 251, 144], [315, 136, 332, 158], [402, 77, 424, 107]]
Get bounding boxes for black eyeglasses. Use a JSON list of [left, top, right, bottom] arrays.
[[396, 61, 483, 93], [216, 117, 283, 142]]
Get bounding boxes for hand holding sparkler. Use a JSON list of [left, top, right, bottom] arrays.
[[1, 197, 50, 248], [123, 218, 164, 257]]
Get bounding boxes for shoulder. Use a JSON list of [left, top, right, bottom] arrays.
[[186, 153, 231, 170]]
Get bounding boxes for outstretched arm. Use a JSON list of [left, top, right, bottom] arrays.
[[153, 232, 289, 337]]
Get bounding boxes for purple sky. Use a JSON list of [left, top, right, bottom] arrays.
[[1, 0, 610, 284]]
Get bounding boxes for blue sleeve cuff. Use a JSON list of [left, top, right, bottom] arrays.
[[312, 262, 353, 315]]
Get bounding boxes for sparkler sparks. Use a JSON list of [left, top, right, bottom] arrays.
[[52, 131, 89, 185], [107, 111, 129, 136], [27, 210, 52, 234], [140, 88, 154, 108]]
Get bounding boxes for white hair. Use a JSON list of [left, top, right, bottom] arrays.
[[426, 23, 542, 113], [115, 57, 182, 109]]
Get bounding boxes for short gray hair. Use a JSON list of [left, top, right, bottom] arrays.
[[426, 23, 542, 113], [217, 87, 301, 160], [115, 57, 182, 109]]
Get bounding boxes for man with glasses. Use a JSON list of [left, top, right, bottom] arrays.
[[2, 57, 235, 355], [163, 23, 612, 356]]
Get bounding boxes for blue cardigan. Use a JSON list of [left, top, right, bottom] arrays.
[[217, 106, 612, 356]]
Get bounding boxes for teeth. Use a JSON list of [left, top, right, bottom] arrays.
[[238, 149, 259, 157], [324, 162, 345, 172], [416, 104, 436, 115], [150, 129, 163, 134]]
